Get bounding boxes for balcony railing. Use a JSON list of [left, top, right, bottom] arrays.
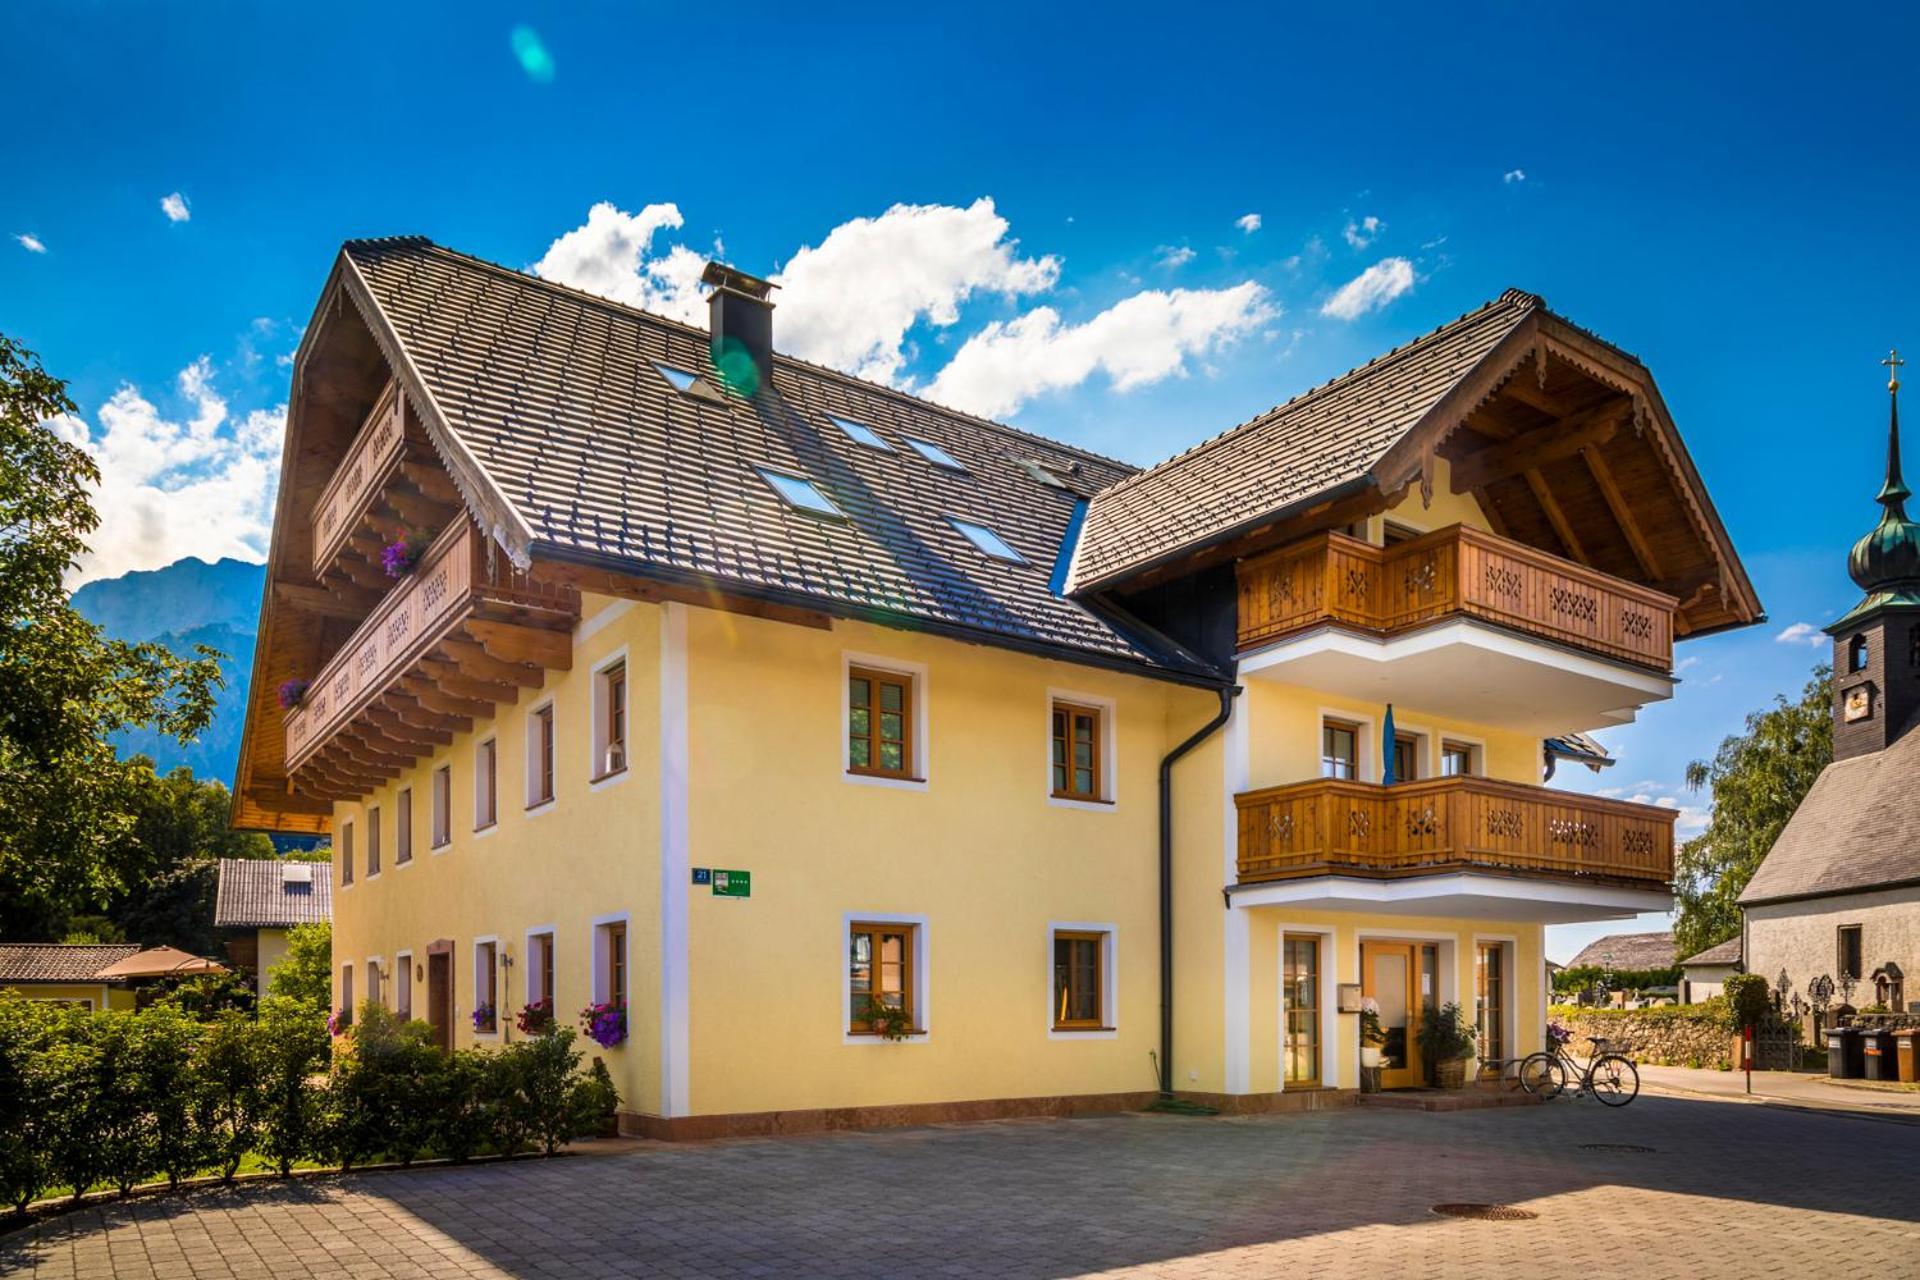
[[311, 379, 408, 580], [284, 520, 577, 776], [1234, 776, 1674, 888], [1235, 524, 1676, 671]]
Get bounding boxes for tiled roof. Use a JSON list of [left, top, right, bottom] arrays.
[[1739, 715, 1920, 905], [1068, 289, 1542, 589], [1680, 938, 1742, 968], [1567, 931, 1676, 970], [214, 858, 333, 929], [340, 239, 1215, 681], [0, 943, 139, 984]]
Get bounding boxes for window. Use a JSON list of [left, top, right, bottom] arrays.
[[1476, 943, 1506, 1065], [594, 660, 629, 779], [527, 703, 555, 807], [831, 415, 892, 450], [431, 765, 451, 848], [906, 437, 966, 471], [474, 941, 498, 1033], [528, 931, 556, 1008], [396, 953, 413, 1020], [1391, 733, 1419, 783], [339, 963, 354, 1024], [367, 958, 383, 1009], [1440, 741, 1476, 777], [1383, 521, 1421, 546], [654, 362, 699, 393], [1052, 931, 1108, 1030], [1321, 720, 1359, 780], [1850, 633, 1870, 672], [848, 666, 914, 779], [475, 739, 497, 830], [595, 920, 628, 1010], [395, 788, 413, 864], [366, 806, 382, 876], [340, 821, 355, 886], [948, 517, 1024, 563], [1839, 924, 1864, 981], [849, 922, 915, 1034], [756, 467, 845, 518], [1051, 701, 1105, 801], [1283, 935, 1320, 1085]]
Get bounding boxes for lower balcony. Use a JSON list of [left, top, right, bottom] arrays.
[[284, 521, 579, 801], [1230, 776, 1675, 923]]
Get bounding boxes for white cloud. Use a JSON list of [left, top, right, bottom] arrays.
[[1320, 257, 1415, 320], [925, 282, 1275, 419], [14, 233, 45, 254], [1774, 622, 1827, 647], [1155, 244, 1196, 270], [1343, 215, 1383, 249], [1235, 213, 1262, 234], [53, 358, 284, 584], [1503, 169, 1528, 184], [531, 200, 708, 323], [160, 192, 191, 223]]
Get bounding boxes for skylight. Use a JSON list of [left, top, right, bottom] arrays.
[[949, 517, 1024, 563], [831, 415, 892, 451], [756, 467, 844, 518], [655, 363, 700, 393], [907, 438, 967, 471]]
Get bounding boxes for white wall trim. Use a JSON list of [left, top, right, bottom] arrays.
[[524, 925, 556, 1006], [658, 603, 690, 1116], [365, 955, 385, 1009], [1471, 931, 1521, 1069], [1227, 873, 1672, 922], [840, 651, 930, 792], [841, 911, 931, 1045], [1046, 921, 1118, 1040], [588, 644, 632, 791], [1222, 697, 1251, 1093], [1043, 687, 1119, 812], [471, 935, 500, 1039], [576, 598, 634, 644], [1317, 705, 1377, 782], [394, 950, 414, 1021]]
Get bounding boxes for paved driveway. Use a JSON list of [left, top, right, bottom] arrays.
[[7, 1095, 1917, 1279]]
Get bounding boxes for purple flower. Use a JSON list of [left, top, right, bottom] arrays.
[[579, 1001, 627, 1048], [381, 530, 431, 579], [327, 1007, 349, 1037], [278, 678, 310, 709], [472, 1001, 497, 1032]]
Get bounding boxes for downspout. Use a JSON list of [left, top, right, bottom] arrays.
[[1158, 684, 1240, 1096]]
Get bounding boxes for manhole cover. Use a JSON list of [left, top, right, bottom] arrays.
[[1430, 1203, 1538, 1221], [1579, 1143, 1656, 1154]]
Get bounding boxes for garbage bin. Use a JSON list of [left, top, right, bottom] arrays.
[[1862, 1026, 1901, 1081], [1895, 1029, 1920, 1083], [1827, 1026, 1864, 1078]]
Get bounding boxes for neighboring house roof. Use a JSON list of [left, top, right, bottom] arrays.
[[1680, 938, 1743, 968], [1738, 713, 1920, 905], [1567, 931, 1676, 970], [334, 238, 1215, 683], [1545, 731, 1616, 772], [0, 943, 140, 984], [214, 858, 333, 929], [1068, 289, 1543, 590]]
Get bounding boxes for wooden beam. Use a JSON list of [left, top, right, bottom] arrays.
[[400, 460, 463, 504], [1463, 408, 1518, 440], [418, 658, 522, 706], [1496, 379, 1572, 418], [398, 681, 491, 720], [1581, 446, 1666, 582], [438, 638, 548, 688], [364, 707, 452, 749], [273, 580, 379, 619], [1524, 469, 1591, 566], [243, 785, 336, 816], [1450, 397, 1631, 493], [464, 619, 573, 671], [383, 486, 457, 531], [530, 561, 834, 631]]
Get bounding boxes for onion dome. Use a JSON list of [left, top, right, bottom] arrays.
[[1835, 350, 1920, 629]]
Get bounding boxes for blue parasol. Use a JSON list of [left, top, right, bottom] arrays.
[[1381, 704, 1397, 786]]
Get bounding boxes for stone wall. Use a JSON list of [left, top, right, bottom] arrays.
[[1549, 1002, 1737, 1069]]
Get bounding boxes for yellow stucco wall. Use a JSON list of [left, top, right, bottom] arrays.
[[255, 927, 290, 999], [0, 982, 133, 1011], [1242, 680, 1541, 793]]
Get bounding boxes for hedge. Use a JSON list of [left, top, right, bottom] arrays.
[[1550, 965, 1682, 997], [1549, 996, 1734, 1031], [0, 994, 619, 1215]]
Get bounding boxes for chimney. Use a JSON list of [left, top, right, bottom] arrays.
[[703, 261, 777, 396]]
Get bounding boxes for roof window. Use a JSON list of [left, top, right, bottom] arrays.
[[756, 467, 845, 519], [907, 438, 968, 472], [655, 362, 701, 393], [949, 517, 1024, 563], [831, 415, 893, 451]]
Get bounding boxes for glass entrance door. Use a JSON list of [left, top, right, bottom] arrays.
[[1362, 941, 1424, 1089]]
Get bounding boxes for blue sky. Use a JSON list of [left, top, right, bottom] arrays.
[[4, 4, 1913, 958]]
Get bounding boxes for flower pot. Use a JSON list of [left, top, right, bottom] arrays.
[[1436, 1057, 1468, 1090], [1360, 1046, 1384, 1068]]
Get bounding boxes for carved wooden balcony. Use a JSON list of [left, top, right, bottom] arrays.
[[1236, 524, 1676, 671], [310, 379, 463, 589], [1234, 776, 1674, 889], [284, 520, 578, 800]]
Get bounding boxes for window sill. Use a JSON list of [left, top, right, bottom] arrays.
[[524, 798, 556, 817], [844, 769, 928, 793], [430, 841, 451, 855], [589, 766, 630, 786], [1048, 794, 1116, 814], [846, 1027, 928, 1040], [395, 857, 413, 869], [1051, 1024, 1116, 1034], [473, 823, 499, 840]]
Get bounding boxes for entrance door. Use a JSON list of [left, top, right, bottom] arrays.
[[426, 947, 453, 1052], [1362, 941, 1424, 1089]]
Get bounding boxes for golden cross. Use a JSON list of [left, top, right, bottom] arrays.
[[1885, 347, 1905, 392]]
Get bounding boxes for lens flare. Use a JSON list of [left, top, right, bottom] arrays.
[[510, 26, 556, 84], [711, 338, 761, 398]]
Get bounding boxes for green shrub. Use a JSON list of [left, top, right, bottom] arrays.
[[325, 1004, 447, 1168], [135, 1004, 209, 1190], [572, 1056, 619, 1140], [268, 923, 332, 1009], [430, 1051, 494, 1165], [1724, 973, 1772, 1029], [1552, 964, 1683, 997], [256, 996, 329, 1177], [194, 1011, 263, 1184], [503, 1030, 591, 1156], [0, 996, 57, 1214]]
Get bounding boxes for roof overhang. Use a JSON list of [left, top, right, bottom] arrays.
[[1227, 871, 1672, 924]]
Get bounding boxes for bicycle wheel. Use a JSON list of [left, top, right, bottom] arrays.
[[1518, 1052, 1567, 1098], [1588, 1054, 1640, 1106]]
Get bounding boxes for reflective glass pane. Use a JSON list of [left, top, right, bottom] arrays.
[[849, 677, 869, 708], [879, 741, 903, 771], [879, 682, 903, 712]]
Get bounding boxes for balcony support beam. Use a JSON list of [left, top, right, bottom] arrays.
[[1449, 397, 1630, 493]]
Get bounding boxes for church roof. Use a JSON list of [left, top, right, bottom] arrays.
[[1567, 931, 1676, 970], [1679, 938, 1742, 968], [1739, 710, 1920, 905]]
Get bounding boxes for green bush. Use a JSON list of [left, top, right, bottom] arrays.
[[572, 1057, 619, 1140], [135, 1005, 209, 1190], [1552, 964, 1683, 997], [430, 1051, 495, 1165], [0, 997, 56, 1214], [194, 1011, 263, 1184], [256, 997, 329, 1177], [1724, 973, 1772, 1030]]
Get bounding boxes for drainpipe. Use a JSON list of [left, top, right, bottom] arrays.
[[1159, 684, 1240, 1096]]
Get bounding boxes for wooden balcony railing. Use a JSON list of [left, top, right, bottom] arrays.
[[311, 380, 408, 580], [1234, 776, 1674, 888], [1235, 524, 1677, 671], [284, 520, 577, 776]]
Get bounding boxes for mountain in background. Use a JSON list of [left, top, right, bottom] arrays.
[[72, 558, 265, 785]]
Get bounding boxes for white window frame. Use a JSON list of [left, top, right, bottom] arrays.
[[339, 819, 355, 889], [395, 950, 414, 1021], [1274, 923, 1337, 1091], [590, 911, 631, 1009], [525, 925, 557, 1008], [1317, 707, 1375, 783], [365, 805, 383, 879], [395, 787, 414, 866], [366, 955, 385, 1009], [431, 763, 452, 851], [1386, 719, 1432, 783], [841, 912, 930, 1045], [840, 652, 930, 792], [472, 936, 500, 1038], [525, 698, 557, 815], [473, 737, 499, 835], [1044, 687, 1118, 812], [1439, 733, 1487, 779], [340, 962, 353, 1018], [1046, 922, 1117, 1040], [1471, 932, 1519, 1072], [589, 647, 632, 791]]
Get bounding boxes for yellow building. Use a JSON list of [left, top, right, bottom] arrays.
[[234, 245, 1760, 1136], [0, 944, 140, 1011]]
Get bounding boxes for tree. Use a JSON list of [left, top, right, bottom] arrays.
[[0, 334, 223, 938], [108, 764, 274, 955], [1674, 665, 1833, 957], [268, 922, 332, 1009]]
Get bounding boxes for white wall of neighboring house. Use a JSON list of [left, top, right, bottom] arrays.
[[255, 927, 290, 999], [1681, 965, 1738, 1004], [1745, 883, 1920, 1013]]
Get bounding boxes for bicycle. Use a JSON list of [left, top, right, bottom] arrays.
[[1519, 1035, 1640, 1106], [1474, 1054, 1564, 1094]]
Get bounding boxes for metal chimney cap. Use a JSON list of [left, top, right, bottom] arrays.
[[701, 261, 778, 300]]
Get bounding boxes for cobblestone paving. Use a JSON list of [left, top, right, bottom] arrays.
[[6, 1096, 1917, 1279]]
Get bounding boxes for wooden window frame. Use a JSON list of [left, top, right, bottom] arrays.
[[431, 764, 452, 849], [527, 702, 556, 809], [1283, 934, 1321, 1087], [366, 806, 382, 877], [395, 787, 413, 865], [1050, 701, 1109, 803], [340, 820, 355, 887], [527, 931, 556, 1008], [1391, 733, 1420, 784], [473, 940, 499, 1034], [1321, 719, 1360, 781], [847, 665, 918, 781], [1051, 929, 1111, 1031], [395, 950, 413, 1020], [1475, 942, 1506, 1065], [474, 738, 498, 832], [592, 659, 630, 784], [340, 962, 354, 1025], [847, 920, 921, 1036], [1440, 740, 1477, 778]]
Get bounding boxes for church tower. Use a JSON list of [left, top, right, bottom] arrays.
[[1829, 351, 1920, 761]]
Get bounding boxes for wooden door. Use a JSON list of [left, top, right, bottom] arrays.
[[426, 949, 453, 1052], [1362, 941, 1425, 1089]]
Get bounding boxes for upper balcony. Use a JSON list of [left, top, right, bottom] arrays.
[[1234, 524, 1679, 734], [284, 520, 579, 800], [1231, 775, 1675, 922], [310, 379, 464, 590]]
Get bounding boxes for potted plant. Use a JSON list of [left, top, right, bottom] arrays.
[[1358, 997, 1387, 1068], [580, 1000, 628, 1048], [381, 529, 432, 579], [471, 1001, 496, 1033], [278, 678, 310, 710], [516, 998, 555, 1035], [1418, 1001, 1478, 1089], [861, 996, 914, 1041]]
